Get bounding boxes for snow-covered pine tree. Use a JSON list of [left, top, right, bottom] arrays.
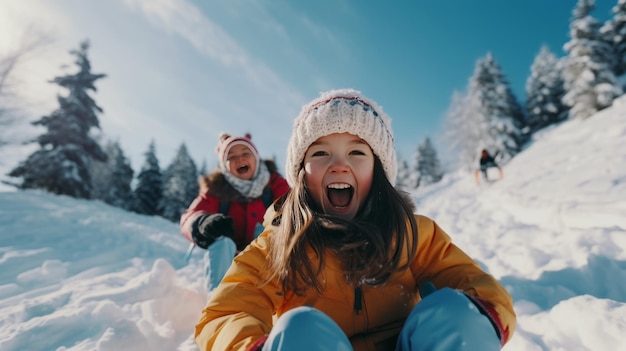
[[90, 140, 134, 209], [525, 45, 568, 133], [131, 140, 163, 216], [441, 90, 486, 171], [160, 143, 198, 222], [600, 0, 626, 77], [8, 40, 107, 198], [414, 137, 444, 187], [468, 52, 527, 163], [562, 0, 623, 119], [395, 155, 413, 192]]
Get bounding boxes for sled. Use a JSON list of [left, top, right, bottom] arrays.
[[474, 167, 503, 185], [484, 167, 502, 182]]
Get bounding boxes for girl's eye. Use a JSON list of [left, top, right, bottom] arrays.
[[312, 150, 328, 157], [350, 150, 366, 155]]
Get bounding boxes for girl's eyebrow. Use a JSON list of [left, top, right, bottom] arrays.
[[309, 140, 326, 147], [350, 139, 368, 145], [309, 138, 368, 148]]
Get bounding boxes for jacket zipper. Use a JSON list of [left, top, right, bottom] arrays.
[[354, 286, 362, 314]]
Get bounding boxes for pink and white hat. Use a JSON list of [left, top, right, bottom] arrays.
[[216, 132, 259, 171]]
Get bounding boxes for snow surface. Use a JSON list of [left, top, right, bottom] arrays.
[[1, 96, 625, 350]]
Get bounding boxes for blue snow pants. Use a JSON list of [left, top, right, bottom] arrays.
[[262, 288, 500, 350], [204, 236, 236, 292], [262, 306, 352, 351], [204, 223, 264, 292]]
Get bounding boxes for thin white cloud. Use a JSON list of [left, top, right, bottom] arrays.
[[123, 0, 296, 92], [124, 0, 247, 66], [121, 0, 351, 99], [0, 1, 66, 52]]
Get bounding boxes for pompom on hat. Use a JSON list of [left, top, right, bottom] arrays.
[[216, 132, 259, 171], [285, 89, 397, 187]]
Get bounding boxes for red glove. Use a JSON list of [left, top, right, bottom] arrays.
[[466, 295, 509, 346], [246, 336, 268, 351]]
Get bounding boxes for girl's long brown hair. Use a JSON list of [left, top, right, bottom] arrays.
[[265, 157, 418, 295]]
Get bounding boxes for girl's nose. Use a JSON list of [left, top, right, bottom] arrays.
[[329, 156, 349, 173]]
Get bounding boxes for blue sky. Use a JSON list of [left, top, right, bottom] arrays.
[[0, 0, 615, 172]]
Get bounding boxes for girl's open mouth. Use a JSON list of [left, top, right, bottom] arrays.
[[237, 165, 250, 175], [327, 183, 353, 208]]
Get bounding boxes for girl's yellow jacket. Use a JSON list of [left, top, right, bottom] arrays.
[[195, 215, 516, 351]]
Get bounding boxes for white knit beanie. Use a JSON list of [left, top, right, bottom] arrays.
[[286, 89, 397, 187]]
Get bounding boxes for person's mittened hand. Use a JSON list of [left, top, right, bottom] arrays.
[[200, 213, 234, 238], [191, 213, 234, 249], [396, 281, 502, 351]]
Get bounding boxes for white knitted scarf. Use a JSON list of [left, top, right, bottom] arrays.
[[223, 161, 270, 199]]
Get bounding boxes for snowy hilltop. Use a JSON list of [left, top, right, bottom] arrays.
[[1, 96, 625, 350]]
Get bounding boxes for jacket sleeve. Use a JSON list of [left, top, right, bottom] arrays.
[[179, 193, 220, 243], [195, 232, 280, 350], [410, 215, 516, 345]]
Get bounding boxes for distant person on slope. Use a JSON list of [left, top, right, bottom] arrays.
[[194, 89, 516, 351], [475, 149, 503, 185], [180, 133, 289, 291]]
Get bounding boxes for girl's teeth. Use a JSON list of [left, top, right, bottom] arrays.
[[327, 183, 350, 189]]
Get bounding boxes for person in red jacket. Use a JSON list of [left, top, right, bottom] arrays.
[[180, 132, 289, 291]]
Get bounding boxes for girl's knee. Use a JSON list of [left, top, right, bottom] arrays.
[[273, 306, 340, 335], [276, 306, 320, 327], [265, 307, 352, 351]]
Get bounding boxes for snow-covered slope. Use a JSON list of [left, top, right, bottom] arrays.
[[0, 192, 207, 351], [414, 95, 626, 350]]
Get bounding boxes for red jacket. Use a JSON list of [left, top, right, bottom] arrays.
[[180, 163, 290, 251]]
